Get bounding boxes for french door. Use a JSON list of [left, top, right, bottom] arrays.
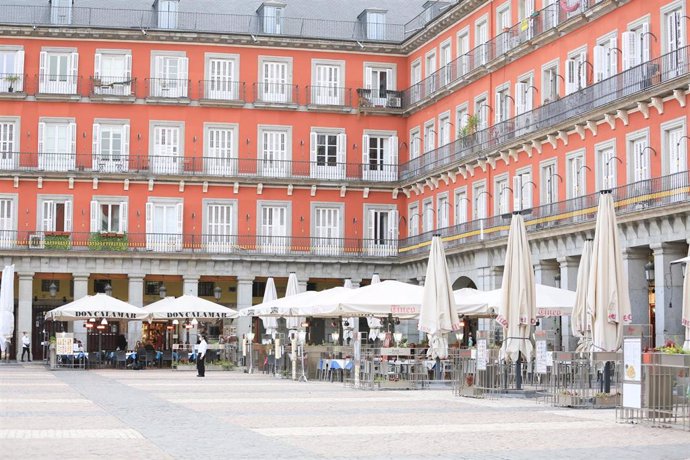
[[262, 62, 289, 103], [261, 131, 288, 177], [207, 59, 235, 100], [151, 126, 181, 175], [205, 128, 235, 175], [260, 206, 287, 254], [0, 122, 17, 170], [313, 208, 341, 255], [0, 199, 13, 249], [313, 65, 341, 105], [206, 204, 234, 253]]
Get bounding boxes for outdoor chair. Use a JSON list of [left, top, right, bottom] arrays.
[[160, 350, 173, 368], [87, 352, 101, 369], [114, 350, 127, 368], [136, 348, 147, 368], [145, 350, 156, 367]]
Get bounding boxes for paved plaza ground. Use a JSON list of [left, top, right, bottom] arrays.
[[1, 364, 689, 459]]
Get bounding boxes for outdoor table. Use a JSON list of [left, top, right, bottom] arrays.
[[328, 359, 353, 382]]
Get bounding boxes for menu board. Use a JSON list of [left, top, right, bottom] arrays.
[[535, 340, 547, 374], [477, 339, 487, 370], [56, 333, 74, 355], [623, 338, 641, 382]]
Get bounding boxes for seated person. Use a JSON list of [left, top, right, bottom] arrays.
[[144, 341, 155, 352]]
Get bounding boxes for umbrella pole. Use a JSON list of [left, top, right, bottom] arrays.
[[515, 353, 523, 390], [603, 361, 612, 394], [435, 357, 441, 381], [291, 337, 297, 381]]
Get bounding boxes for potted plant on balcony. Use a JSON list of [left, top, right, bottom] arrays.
[[44, 232, 71, 250], [458, 114, 480, 146], [4, 75, 20, 93], [87, 232, 128, 251]]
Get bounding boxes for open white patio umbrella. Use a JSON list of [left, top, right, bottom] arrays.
[[284, 273, 303, 331], [367, 274, 383, 339], [496, 213, 536, 363], [143, 295, 238, 320], [0, 265, 14, 355], [455, 284, 576, 318], [671, 253, 690, 350], [260, 277, 279, 336], [418, 236, 462, 360], [46, 293, 150, 321], [572, 240, 593, 352], [586, 192, 632, 352]]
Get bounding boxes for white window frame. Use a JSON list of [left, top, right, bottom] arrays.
[[437, 193, 450, 229], [311, 202, 345, 255], [0, 46, 25, 93], [157, 0, 179, 29], [146, 197, 183, 252], [90, 196, 128, 234], [494, 173, 510, 216], [311, 59, 345, 106], [565, 47, 588, 94], [93, 49, 132, 96], [513, 167, 533, 210], [595, 139, 618, 190], [472, 181, 488, 220], [540, 158, 559, 205], [363, 204, 398, 256], [495, 83, 511, 124], [440, 39, 453, 85], [455, 103, 469, 140], [566, 149, 587, 199], [262, 5, 284, 34], [257, 200, 292, 254], [661, 116, 687, 175], [438, 111, 452, 147], [409, 127, 421, 160], [423, 119, 436, 153], [310, 127, 346, 180], [92, 119, 130, 173], [475, 16, 489, 66], [626, 128, 651, 183], [259, 125, 292, 178], [37, 194, 73, 233], [149, 121, 184, 175], [474, 93, 489, 130], [366, 11, 387, 40], [456, 27, 471, 76], [594, 32, 619, 83], [362, 130, 398, 181], [363, 62, 396, 106], [38, 117, 76, 172], [0, 193, 17, 248], [150, 51, 188, 98], [541, 59, 560, 104], [203, 198, 237, 253], [661, 1, 686, 55], [408, 202, 420, 237], [454, 187, 468, 225], [39, 47, 78, 94], [258, 56, 293, 103], [203, 53, 240, 100], [204, 122, 238, 176], [0, 117, 20, 170], [623, 16, 651, 71]]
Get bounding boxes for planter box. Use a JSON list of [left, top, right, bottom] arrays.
[[594, 395, 620, 408], [556, 394, 588, 407], [459, 386, 484, 398], [45, 234, 71, 250], [88, 233, 128, 251], [173, 363, 233, 371]]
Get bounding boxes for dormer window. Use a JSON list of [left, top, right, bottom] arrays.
[[50, 0, 72, 25], [359, 9, 387, 40], [258, 2, 286, 34], [156, 0, 179, 29]]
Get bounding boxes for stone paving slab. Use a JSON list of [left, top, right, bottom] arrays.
[[1, 365, 690, 459]]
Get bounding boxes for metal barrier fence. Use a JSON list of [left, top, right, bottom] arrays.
[[549, 352, 622, 408]]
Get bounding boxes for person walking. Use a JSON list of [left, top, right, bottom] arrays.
[[21, 331, 31, 362], [196, 335, 207, 377]]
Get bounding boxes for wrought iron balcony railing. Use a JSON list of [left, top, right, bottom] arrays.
[[89, 75, 136, 98], [0, 5, 408, 43], [0, 73, 25, 93], [0, 152, 399, 182], [37, 73, 80, 95], [0, 231, 399, 258], [400, 170, 690, 256], [306, 86, 352, 108], [146, 78, 190, 99], [198, 80, 246, 103], [400, 44, 690, 181], [253, 82, 299, 105], [356, 88, 404, 110]]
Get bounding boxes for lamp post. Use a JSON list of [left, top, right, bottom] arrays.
[[159, 283, 167, 299], [213, 285, 222, 301], [644, 261, 655, 286], [49, 281, 57, 298], [246, 331, 255, 374], [104, 283, 113, 297]]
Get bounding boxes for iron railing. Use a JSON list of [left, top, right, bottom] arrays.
[[146, 78, 190, 99], [0, 152, 399, 182], [0, 72, 25, 93], [356, 88, 404, 109], [0, 231, 399, 258], [253, 82, 299, 105], [198, 80, 246, 103], [0, 5, 407, 43], [403, 1, 459, 38], [89, 75, 136, 97], [400, 170, 690, 256], [37, 73, 80, 95], [402, 0, 608, 108], [306, 86, 352, 107], [400, 44, 690, 180]]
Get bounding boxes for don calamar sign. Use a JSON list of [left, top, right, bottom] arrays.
[[164, 312, 231, 319], [75, 311, 139, 319]]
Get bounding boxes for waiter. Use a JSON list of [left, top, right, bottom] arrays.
[[196, 335, 207, 378], [21, 331, 31, 362]]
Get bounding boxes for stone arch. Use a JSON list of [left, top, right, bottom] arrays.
[[452, 276, 477, 290]]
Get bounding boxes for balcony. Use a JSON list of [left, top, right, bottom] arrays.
[[356, 88, 403, 112], [0, 5, 407, 43], [89, 75, 136, 100], [253, 83, 299, 108], [0, 73, 26, 98], [1, 231, 400, 259], [0, 152, 399, 183], [400, 171, 690, 257], [400, 44, 690, 181], [37, 73, 81, 98], [305, 86, 352, 111], [198, 80, 245, 106], [145, 78, 190, 101]]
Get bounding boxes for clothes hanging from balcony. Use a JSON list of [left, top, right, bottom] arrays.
[[560, 0, 580, 13]]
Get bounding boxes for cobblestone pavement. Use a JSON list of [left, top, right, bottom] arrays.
[[2, 364, 690, 459]]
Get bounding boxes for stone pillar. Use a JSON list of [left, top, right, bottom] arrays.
[[651, 243, 686, 347], [236, 276, 255, 337], [623, 248, 651, 327], [416, 276, 425, 286], [558, 256, 579, 351], [127, 274, 145, 349], [72, 273, 90, 347], [297, 280, 308, 293], [16, 272, 34, 361], [534, 261, 561, 350], [182, 275, 200, 296]]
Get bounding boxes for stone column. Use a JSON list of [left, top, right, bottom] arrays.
[[235, 276, 255, 337], [558, 256, 579, 351], [72, 273, 90, 346], [297, 280, 308, 293], [623, 248, 651, 327], [651, 243, 686, 347], [127, 274, 145, 349], [16, 272, 34, 361], [182, 275, 200, 296], [533, 261, 561, 350]]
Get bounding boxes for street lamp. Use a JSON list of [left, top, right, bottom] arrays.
[[159, 283, 167, 299], [104, 283, 113, 297], [644, 261, 655, 285], [49, 281, 58, 298], [331, 332, 340, 343], [213, 285, 222, 301]]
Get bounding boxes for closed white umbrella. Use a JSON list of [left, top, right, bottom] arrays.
[[284, 273, 303, 331], [367, 274, 383, 338], [586, 192, 632, 352], [0, 265, 14, 355], [46, 293, 150, 321], [143, 295, 238, 320], [418, 236, 462, 360], [497, 213, 536, 363], [260, 278, 279, 336], [671, 253, 690, 350], [572, 240, 593, 352]]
